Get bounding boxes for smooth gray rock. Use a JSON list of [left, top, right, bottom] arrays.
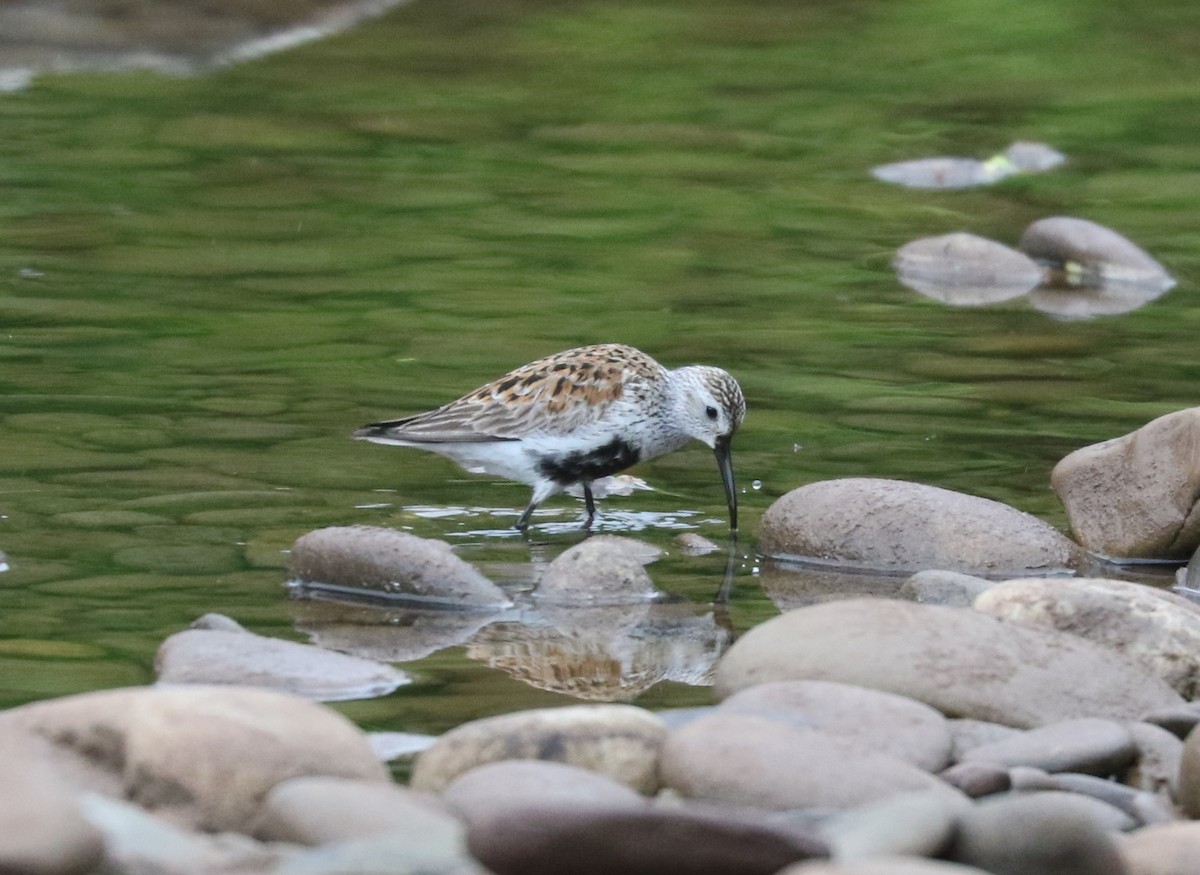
[[659, 712, 961, 811], [757, 479, 1083, 576], [0, 730, 104, 875], [538, 536, 661, 603], [949, 792, 1130, 875], [1122, 721, 1183, 799], [256, 776, 463, 847], [819, 790, 970, 860], [947, 719, 1021, 760], [975, 577, 1200, 697], [155, 624, 409, 701], [719, 680, 953, 771], [779, 858, 993, 875], [1143, 704, 1200, 739], [1007, 767, 1165, 828], [1051, 408, 1200, 560], [960, 718, 1136, 775], [713, 599, 1183, 729], [901, 570, 997, 606], [443, 760, 644, 826], [287, 525, 511, 607], [893, 233, 1044, 306], [277, 833, 484, 875], [0, 685, 388, 831], [410, 705, 667, 794], [938, 762, 1011, 798], [675, 532, 722, 556], [466, 802, 828, 875], [1175, 723, 1200, 817], [1019, 216, 1174, 293]]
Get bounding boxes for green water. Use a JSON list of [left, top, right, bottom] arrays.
[[2, 0, 1199, 731]]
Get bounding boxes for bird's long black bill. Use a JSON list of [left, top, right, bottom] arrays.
[[714, 435, 738, 533]]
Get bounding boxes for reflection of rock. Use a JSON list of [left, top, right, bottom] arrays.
[[0, 0, 410, 86], [674, 533, 722, 556], [1052, 407, 1200, 559], [872, 141, 1064, 189], [758, 478, 1084, 577], [893, 233, 1044, 306], [156, 614, 409, 702], [759, 562, 907, 611], [1026, 282, 1173, 318], [1019, 216, 1175, 294], [289, 597, 502, 662], [465, 600, 731, 702], [287, 525, 511, 609]]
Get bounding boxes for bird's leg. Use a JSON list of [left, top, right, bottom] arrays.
[[582, 482, 597, 530], [514, 500, 539, 532]]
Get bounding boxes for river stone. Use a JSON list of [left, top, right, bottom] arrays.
[[1003, 141, 1066, 172], [1006, 768, 1154, 828], [1119, 822, 1200, 875], [947, 719, 1022, 760], [949, 792, 1130, 875], [0, 729, 105, 875], [938, 762, 1011, 798], [1122, 722, 1182, 799], [466, 802, 828, 875], [901, 570, 998, 606], [0, 685, 388, 832], [779, 858, 992, 875], [287, 525, 511, 608], [893, 233, 1045, 306], [871, 156, 1005, 189], [719, 680, 953, 771], [1019, 216, 1174, 292], [659, 712, 960, 811], [155, 622, 409, 701], [959, 718, 1136, 776], [537, 536, 660, 603], [713, 599, 1183, 728], [1174, 724, 1200, 817], [1051, 408, 1200, 559], [81, 793, 286, 875], [675, 532, 722, 556], [757, 479, 1083, 575], [818, 789, 970, 860], [443, 760, 644, 825], [256, 776, 463, 849], [975, 577, 1200, 698], [410, 704, 667, 794]]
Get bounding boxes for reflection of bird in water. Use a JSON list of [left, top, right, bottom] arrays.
[[354, 344, 746, 531]]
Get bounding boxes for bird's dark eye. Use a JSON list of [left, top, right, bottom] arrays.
[[705, 406, 719, 420]]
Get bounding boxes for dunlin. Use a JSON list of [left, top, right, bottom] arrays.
[[354, 343, 746, 531]]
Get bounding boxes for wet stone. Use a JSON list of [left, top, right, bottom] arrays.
[[714, 599, 1183, 729], [1019, 216, 1175, 293], [410, 704, 668, 794], [466, 802, 828, 875], [757, 479, 1084, 576], [675, 532, 722, 556], [718, 680, 953, 771], [901, 570, 997, 606], [155, 617, 410, 701], [537, 536, 661, 603], [871, 157, 1006, 189], [659, 712, 960, 811], [287, 525, 511, 608], [1052, 408, 1200, 560], [893, 233, 1044, 307], [959, 718, 1136, 776]]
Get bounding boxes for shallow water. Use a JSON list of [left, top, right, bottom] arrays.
[[1, 0, 1198, 730]]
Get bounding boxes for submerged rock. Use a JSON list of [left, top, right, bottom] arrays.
[[974, 577, 1200, 698], [537, 536, 662, 604], [758, 478, 1084, 576], [1051, 407, 1200, 559], [1019, 216, 1174, 293], [871, 141, 1064, 189], [893, 233, 1045, 306], [713, 599, 1183, 728], [155, 614, 409, 701], [287, 525, 511, 608]]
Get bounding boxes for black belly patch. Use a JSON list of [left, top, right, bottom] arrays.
[[538, 436, 640, 485]]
